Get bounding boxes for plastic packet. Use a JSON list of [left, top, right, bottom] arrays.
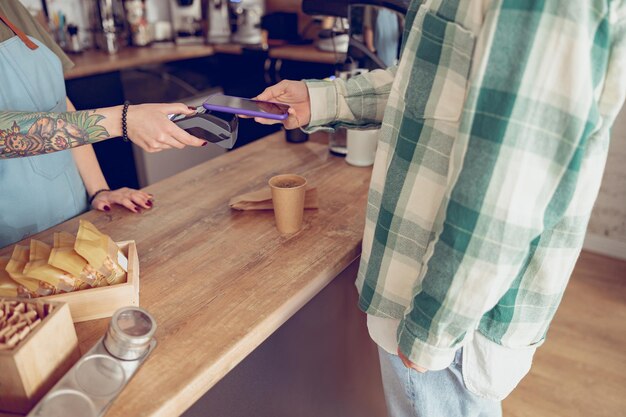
[[49, 232, 104, 288], [0, 256, 19, 297], [6, 245, 53, 297], [23, 240, 81, 293], [75, 220, 127, 285]]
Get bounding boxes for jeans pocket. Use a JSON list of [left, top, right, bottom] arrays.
[[396, 5, 475, 122], [462, 332, 542, 401]]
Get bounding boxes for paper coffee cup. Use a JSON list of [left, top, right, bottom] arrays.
[[269, 174, 308, 234], [346, 129, 379, 167]]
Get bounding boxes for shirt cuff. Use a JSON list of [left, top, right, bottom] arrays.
[[397, 319, 458, 371], [302, 79, 339, 132]]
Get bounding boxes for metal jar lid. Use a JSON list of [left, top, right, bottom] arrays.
[[103, 307, 156, 361]]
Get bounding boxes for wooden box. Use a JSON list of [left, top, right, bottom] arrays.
[[0, 300, 80, 414], [41, 241, 139, 323]]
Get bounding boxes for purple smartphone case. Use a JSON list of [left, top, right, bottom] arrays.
[[202, 97, 289, 121]]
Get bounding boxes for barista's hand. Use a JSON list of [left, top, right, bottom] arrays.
[[253, 80, 311, 129], [398, 348, 428, 373], [91, 188, 153, 214], [126, 103, 207, 152]]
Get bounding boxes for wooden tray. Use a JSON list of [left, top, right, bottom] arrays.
[[40, 241, 139, 323], [0, 300, 80, 414]]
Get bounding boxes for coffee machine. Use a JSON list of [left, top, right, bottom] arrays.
[[229, 0, 264, 45], [90, 0, 128, 54], [206, 0, 231, 44], [169, 0, 204, 44]]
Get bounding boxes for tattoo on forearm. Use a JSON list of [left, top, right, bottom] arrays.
[[0, 111, 110, 158]]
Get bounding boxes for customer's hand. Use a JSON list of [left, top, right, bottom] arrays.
[[398, 348, 428, 373], [254, 80, 311, 129], [126, 103, 207, 152], [91, 188, 153, 214]]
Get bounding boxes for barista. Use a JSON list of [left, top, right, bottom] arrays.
[[0, 0, 204, 247]]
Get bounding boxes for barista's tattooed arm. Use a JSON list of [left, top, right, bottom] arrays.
[[0, 111, 110, 158]]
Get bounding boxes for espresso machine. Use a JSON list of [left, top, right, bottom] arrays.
[[90, 0, 128, 54], [169, 0, 204, 44], [206, 0, 231, 44], [229, 0, 264, 45]]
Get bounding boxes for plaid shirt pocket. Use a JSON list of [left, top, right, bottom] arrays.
[[401, 5, 476, 122]]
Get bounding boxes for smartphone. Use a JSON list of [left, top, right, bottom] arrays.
[[202, 94, 290, 121]]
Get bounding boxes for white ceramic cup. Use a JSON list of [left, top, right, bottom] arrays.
[[346, 129, 380, 167]]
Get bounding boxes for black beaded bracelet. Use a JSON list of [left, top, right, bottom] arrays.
[[89, 188, 110, 205], [121, 100, 130, 142]]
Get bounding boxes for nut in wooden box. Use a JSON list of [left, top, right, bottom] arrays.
[[40, 241, 139, 323], [0, 299, 80, 414]]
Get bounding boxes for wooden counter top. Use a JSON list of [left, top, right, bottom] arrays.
[[0, 132, 372, 417], [64, 44, 216, 80], [65, 43, 339, 80], [269, 44, 345, 65], [213, 42, 343, 64]]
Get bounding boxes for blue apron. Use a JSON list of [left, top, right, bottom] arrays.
[[0, 21, 87, 247]]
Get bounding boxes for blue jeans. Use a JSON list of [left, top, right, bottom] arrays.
[[378, 347, 502, 417]]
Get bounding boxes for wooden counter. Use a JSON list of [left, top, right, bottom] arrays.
[[269, 44, 345, 65], [65, 44, 216, 80], [0, 132, 372, 417], [65, 43, 339, 80], [214, 43, 343, 64]]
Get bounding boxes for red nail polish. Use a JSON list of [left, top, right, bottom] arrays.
[[202, 142, 208, 146], [188, 106, 196, 111], [146, 200, 153, 207], [104, 205, 111, 212]]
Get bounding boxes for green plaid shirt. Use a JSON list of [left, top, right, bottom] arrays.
[[305, 0, 626, 369]]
